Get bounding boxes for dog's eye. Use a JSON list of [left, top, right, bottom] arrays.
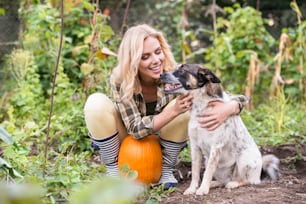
[[179, 68, 185, 74]]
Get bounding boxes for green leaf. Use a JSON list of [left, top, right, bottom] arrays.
[[126, 170, 138, 180], [80, 63, 94, 75], [100, 24, 115, 41], [0, 183, 44, 202], [0, 126, 14, 144], [119, 164, 138, 180], [0, 8, 5, 16], [83, 2, 95, 12], [0, 157, 23, 178]]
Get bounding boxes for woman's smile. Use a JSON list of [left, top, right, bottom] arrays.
[[149, 65, 162, 74]]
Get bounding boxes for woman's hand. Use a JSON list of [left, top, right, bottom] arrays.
[[197, 100, 240, 131], [153, 92, 193, 132], [174, 93, 193, 114]]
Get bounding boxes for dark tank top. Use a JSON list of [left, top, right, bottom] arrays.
[[146, 101, 157, 115]]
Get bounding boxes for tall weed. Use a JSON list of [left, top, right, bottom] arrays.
[[242, 91, 306, 146]]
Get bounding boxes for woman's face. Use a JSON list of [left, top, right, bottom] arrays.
[[138, 36, 165, 82]]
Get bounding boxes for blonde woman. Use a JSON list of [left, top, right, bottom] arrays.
[[84, 24, 242, 189]]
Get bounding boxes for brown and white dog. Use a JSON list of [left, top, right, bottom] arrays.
[[160, 64, 280, 195]]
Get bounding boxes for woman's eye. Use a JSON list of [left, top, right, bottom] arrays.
[[141, 55, 149, 60], [155, 49, 162, 54]]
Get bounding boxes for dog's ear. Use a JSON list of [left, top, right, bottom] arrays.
[[197, 68, 221, 84], [207, 69, 221, 83]]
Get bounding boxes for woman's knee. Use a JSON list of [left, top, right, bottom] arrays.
[[160, 111, 189, 142], [84, 93, 113, 113], [84, 93, 118, 139]]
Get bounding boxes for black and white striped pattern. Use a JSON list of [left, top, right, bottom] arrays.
[[91, 132, 120, 176], [158, 138, 187, 188]]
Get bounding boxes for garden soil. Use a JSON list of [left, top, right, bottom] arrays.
[[160, 143, 306, 204]]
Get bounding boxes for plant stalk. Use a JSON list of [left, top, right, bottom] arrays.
[[43, 0, 64, 176]]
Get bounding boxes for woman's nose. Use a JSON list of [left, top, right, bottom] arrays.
[[151, 54, 160, 63]]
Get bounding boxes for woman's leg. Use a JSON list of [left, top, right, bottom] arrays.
[[84, 93, 127, 141], [158, 99, 190, 188], [84, 93, 127, 176], [160, 99, 190, 142]]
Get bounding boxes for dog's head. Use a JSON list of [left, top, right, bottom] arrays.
[[160, 64, 223, 97]]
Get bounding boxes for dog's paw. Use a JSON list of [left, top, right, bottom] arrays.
[[183, 186, 197, 195], [210, 180, 223, 189], [195, 186, 209, 195], [225, 181, 240, 189]]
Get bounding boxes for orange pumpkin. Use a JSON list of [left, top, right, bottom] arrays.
[[118, 135, 162, 185]]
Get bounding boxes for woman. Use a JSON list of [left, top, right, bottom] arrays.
[[84, 24, 242, 189]]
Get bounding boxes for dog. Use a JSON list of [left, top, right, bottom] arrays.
[[160, 64, 280, 195]]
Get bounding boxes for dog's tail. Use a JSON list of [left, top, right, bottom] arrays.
[[262, 154, 280, 181]]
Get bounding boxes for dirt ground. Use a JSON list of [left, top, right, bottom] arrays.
[[160, 143, 306, 204]]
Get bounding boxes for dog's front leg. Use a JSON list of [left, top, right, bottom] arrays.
[[196, 147, 221, 195], [183, 140, 202, 195]]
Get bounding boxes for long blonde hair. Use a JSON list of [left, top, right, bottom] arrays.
[[111, 24, 176, 101]]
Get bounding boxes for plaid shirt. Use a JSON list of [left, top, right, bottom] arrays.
[[111, 78, 178, 139]]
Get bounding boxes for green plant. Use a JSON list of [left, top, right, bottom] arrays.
[[153, 0, 186, 60], [18, 0, 118, 96], [0, 183, 44, 204], [0, 126, 13, 145], [139, 184, 176, 204], [276, 1, 306, 102], [69, 175, 145, 204], [78, 1, 118, 96], [204, 4, 275, 95], [5, 50, 45, 121], [241, 94, 305, 146], [1, 49, 47, 164], [0, 8, 5, 16], [19, 3, 62, 92], [0, 126, 23, 182], [179, 141, 191, 162]]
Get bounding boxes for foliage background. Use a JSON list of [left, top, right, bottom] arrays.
[[0, 0, 305, 203]]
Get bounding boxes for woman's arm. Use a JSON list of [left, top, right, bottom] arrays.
[[197, 100, 240, 131]]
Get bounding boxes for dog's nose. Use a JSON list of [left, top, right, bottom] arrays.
[[186, 82, 192, 89], [160, 73, 167, 81]]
